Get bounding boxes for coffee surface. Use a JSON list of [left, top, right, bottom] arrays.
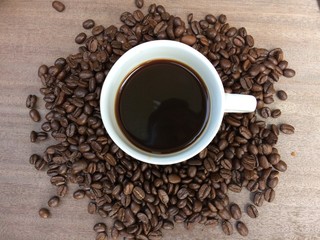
[[116, 59, 209, 153]]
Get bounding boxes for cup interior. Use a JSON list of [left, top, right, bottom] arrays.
[[100, 40, 225, 165]]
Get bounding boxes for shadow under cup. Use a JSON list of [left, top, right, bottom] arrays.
[[100, 40, 225, 165]]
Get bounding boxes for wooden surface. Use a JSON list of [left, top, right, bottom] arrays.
[[0, 0, 320, 239]]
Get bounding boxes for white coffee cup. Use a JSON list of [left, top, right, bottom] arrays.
[[100, 40, 256, 165]]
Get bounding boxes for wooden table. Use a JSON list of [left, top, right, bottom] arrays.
[[0, 0, 319, 239]]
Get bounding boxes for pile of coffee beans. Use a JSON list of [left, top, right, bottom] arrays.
[[28, 1, 295, 239]]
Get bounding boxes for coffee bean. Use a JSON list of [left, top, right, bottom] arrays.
[[274, 160, 287, 172], [221, 220, 233, 235], [168, 174, 181, 184], [271, 109, 281, 118], [181, 35, 196, 46], [29, 109, 41, 122], [218, 208, 231, 220], [283, 68, 296, 78], [75, 32, 87, 44], [133, 186, 145, 200], [96, 232, 107, 240], [230, 203, 241, 220], [52, 1, 65, 12], [246, 204, 258, 218], [264, 188, 275, 202], [57, 184, 68, 197], [92, 25, 104, 36], [260, 107, 271, 118], [277, 90, 287, 100], [73, 189, 85, 199], [93, 223, 107, 233], [82, 19, 95, 29], [135, 0, 144, 8], [280, 124, 295, 134], [158, 189, 169, 205], [39, 208, 50, 218], [26, 95, 37, 109], [253, 192, 264, 207], [48, 196, 60, 208], [177, 187, 189, 199], [88, 202, 97, 214], [236, 221, 249, 236]]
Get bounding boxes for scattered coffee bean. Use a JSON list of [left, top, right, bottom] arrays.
[[280, 124, 295, 134], [29, 109, 41, 122], [83, 19, 95, 29], [221, 220, 233, 235], [39, 208, 50, 218], [75, 32, 87, 44], [230, 203, 242, 220], [48, 196, 60, 208], [283, 68, 296, 78], [271, 109, 281, 118], [246, 204, 259, 218], [73, 189, 86, 199], [253, 192, 264, 207], [277, 90, 288, 100], [93, 223, 107, 233], [236, 221, 249, 236], [96, 232, 107, 240], [52, 1, 65, 12], [26, 95, 37, 109], [264, 188, 275, 202], [135, 0, 144, 8]]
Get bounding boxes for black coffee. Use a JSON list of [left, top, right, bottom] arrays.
[[116, 59, 209, 153]]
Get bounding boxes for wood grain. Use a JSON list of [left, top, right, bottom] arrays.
[[0, 0, 320, 239]]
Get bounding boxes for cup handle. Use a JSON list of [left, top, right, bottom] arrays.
[[224, 93, 257, 113]]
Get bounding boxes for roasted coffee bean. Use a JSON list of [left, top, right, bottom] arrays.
[[271, 109, 281, 118], [168, 174, 181, 184], [274, 160, 287, 172], [236, 221, 249, 236], [283, 68, 296, 78], [93, 223, 107, 233], [181, 35, 196, 46], [230, 203, 241, 220], [260, 107, 271, 118], [29, 109, 41, 122], [253, 192, 264, 207], [277, 90, 288, 100], [83, 19, 95, 29], [218, 208, 231, 220], [133, 186, 145, 200], [57, 184, 68, 197], [264, 188, 275, 202], [88, 202, 97, 214], [96, 232, 107, 240], [221, 220, 233, 235], [246, 204, 258, 218], [75, 32, 87, 44], [280, 124, 295, 134], [48, 196, 60, 208], [135, 0, 144, 8], [52, 1, 65, 12], [39, 208, 50, 218], [29, 154, 39, 165], [73, 189, 86, 199], [26, 95, 37, 108]]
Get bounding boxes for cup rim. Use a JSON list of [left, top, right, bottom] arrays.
[[100, 40, 225, 165]]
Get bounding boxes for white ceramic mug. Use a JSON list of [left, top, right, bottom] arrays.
[[100, 40, 256, 165]]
